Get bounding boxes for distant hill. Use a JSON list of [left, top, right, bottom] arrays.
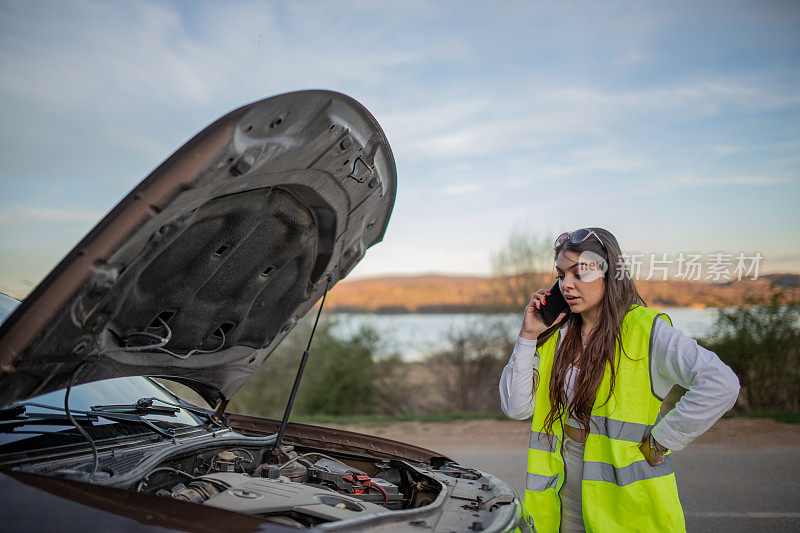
[[326, 273, 800, 313]]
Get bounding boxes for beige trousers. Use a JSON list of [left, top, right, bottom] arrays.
[[560, 433, 586, 532]]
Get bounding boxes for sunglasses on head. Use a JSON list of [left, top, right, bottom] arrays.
[[554, 228, 607, 251]]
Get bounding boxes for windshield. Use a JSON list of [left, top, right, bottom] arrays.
[[0, 376, 205, 454], [0, 294, 205, 454], [0, 292, 20, 323]]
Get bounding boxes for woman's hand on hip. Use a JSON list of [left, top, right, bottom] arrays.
[[640, 434, 668, 466], [519, 289, 566, 341]]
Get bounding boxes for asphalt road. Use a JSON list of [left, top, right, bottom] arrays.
[[339, 418, 800, 532], [439, 444, 800, 532]]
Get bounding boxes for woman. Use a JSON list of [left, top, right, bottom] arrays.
[[499, 228, 739, 533]]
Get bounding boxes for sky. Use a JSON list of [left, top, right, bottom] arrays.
[[0, 0, 799, 298]]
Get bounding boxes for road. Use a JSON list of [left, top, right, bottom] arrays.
[[336, 418, 800, 532]]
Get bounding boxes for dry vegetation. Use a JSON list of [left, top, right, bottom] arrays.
[[325, 273, 800, 314]]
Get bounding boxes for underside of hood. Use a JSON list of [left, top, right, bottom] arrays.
[[0, 90, 396, 408]]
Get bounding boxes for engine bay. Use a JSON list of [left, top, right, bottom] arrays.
[[136, 443, 437, 527], [0, 422, 520, 531]]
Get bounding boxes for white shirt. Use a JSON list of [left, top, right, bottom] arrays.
[[498, 318, 740, 451]]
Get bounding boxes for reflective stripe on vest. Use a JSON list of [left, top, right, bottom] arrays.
[[526, 472, 560, 492], [522, 305, 686, 532], [583, 454, 674, 486], [529, 431, 559, 452], [589, 414, 651, 443]]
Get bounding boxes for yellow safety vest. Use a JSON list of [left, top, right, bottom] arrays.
[[523, 305, 685, 532]]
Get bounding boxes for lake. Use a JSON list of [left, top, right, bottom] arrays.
[[329, 307, 720, 361]]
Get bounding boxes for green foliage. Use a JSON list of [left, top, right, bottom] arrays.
[[229, 315, 411, 418], [699, 287, 800, 413], [296, 323, 408, 416], [289, 412, 511, 426], [228, 315, 314, 418]]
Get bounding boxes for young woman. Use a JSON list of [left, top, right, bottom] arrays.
[[499, 228, 740, 532]]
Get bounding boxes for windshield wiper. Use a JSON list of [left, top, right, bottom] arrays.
[[1, 402, 179, 438], [89, 397, 180, 416], [134, 396, 224, 428], [0, 410, 96, 429], [0, 405, 26, 420]]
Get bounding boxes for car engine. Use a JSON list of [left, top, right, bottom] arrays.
[[1, 425, 519, 531], [130, 443, 440, 528]]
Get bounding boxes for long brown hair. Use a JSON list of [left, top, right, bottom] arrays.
[[535, 228, 646, 435]]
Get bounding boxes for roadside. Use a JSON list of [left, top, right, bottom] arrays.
[[325, 417, 800, 533], [312, 416, 800, 451]]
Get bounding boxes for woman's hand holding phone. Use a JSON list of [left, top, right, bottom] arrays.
[[519, 287, 567, 341]]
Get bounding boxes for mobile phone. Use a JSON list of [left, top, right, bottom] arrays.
[[537, 280, 569, 327]]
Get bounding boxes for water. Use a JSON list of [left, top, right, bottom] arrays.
[[329, 307, 721, 361]]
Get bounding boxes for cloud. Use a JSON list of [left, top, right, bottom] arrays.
[[0, 0, 798, 290], [617, 49, 648, 66], [3, 2, 797, 171], [674, 175, 796, 187], [440, 183, 484, 195], [0, 2, 210, 108], [379, 72, 800, 167], [712, 145, 743, 155], [0, 0, 462, 114]]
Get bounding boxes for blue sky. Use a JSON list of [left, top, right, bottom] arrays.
[[1, 0, 799, 297]]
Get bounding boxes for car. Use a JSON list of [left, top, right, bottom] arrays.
[[0, 90, 525, 532]]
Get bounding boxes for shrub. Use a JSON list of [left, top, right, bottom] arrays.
[[228, 315, 315, 418], [229, 315, 411, 417], [297, 323, 409, 416], [699, 287, 800, 413], [424, 319, 515, 414], [490, 229, 555, 311]]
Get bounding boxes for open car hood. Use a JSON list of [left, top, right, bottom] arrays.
[[0, 90, 396, 408]]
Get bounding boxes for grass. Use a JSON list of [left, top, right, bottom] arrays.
[[285, 411, 800, 428], [288, 412, 512, 426], [290, 410, 800, 427]]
